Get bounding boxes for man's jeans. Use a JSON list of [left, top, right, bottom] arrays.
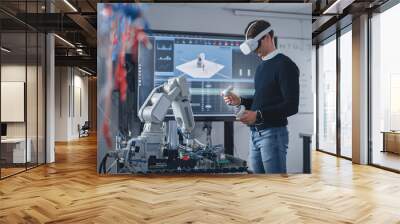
[[249, 126, 288, 174]]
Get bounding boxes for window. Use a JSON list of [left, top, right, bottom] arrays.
[[317, 35, 337, 155], [339, 27, 352, 158], [371, 3, 400, 171]]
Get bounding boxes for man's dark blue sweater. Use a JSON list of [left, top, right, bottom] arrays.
[[241, 53, 299, 130]]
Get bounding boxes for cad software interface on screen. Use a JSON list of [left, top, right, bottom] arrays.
[[138, 31, 261, 117]]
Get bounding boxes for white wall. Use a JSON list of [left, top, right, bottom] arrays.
[[55, 67, 68, 141], [144, 3, 313, 173], [55, 67, 89, 141], [144, 3, 310, 39], [74, 72, 89, 139]]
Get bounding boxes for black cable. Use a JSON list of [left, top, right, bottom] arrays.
[[98, 153, 109, 174], [103, 154, 108, 174]]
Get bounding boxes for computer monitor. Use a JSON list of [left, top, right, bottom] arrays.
[[1, 123, 7, 137], [138, 30, 262, 120]]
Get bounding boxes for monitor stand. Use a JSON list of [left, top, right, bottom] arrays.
[[224, 121, 234, 155]]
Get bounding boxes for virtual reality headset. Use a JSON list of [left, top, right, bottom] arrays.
[[240, 25, 273, 55]]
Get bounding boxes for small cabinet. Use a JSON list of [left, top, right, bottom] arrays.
[[382, 132, 400, 154]]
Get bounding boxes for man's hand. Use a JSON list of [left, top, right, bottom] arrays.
[[222, 93, 241, 106], [239, 110, 257, 125]]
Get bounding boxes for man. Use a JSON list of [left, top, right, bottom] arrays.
[[224, 20, 299, 174]]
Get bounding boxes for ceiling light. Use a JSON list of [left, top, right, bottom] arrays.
[[322, 0, 354, 15], [54, 34, 75, 48], [1, 47, 11, 53], [78, 67, 93, 76], [63, 0, 78, 12]]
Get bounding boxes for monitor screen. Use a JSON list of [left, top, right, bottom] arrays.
[[1, 123, 7, 137], [138, 31, 261, 119]]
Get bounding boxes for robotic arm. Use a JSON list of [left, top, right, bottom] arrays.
[[138, 76, 195, 139]]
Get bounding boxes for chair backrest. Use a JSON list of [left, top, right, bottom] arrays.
[[83, 121, 90, 129]]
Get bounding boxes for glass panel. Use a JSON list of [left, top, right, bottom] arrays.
[[26, 0, 39, 169], [340, 28, 352, 158], [0, 0, 46, 178], [371, 4, 400, 171], [27, 31, 38, 169], [318, 36, 337, 154], [1, 30, 27, 177], [1, 0, 28, 177]]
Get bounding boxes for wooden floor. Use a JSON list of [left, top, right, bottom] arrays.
[[0, 167, 26, 178], [1, 135, 400, 223]]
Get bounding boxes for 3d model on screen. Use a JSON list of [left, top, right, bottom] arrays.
[[99, 76, 247, 174], [176, 54, 224, 79], [196, 53, 205, 71]]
